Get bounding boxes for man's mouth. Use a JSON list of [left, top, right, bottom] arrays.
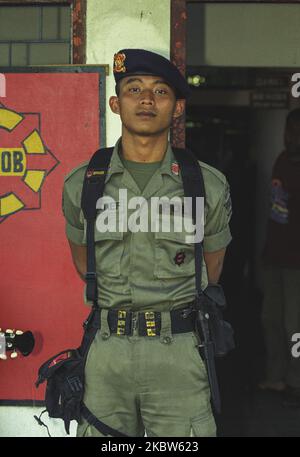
[[136, 111, 156, 117]]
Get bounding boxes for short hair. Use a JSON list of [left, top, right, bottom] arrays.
[[286, 108, 300, 129]]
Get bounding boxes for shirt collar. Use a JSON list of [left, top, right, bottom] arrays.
[[105, 138, 182, 183]]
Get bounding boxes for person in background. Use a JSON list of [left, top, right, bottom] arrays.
[[260, 108, 300, 407]]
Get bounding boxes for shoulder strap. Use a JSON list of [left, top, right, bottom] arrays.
[[172, 147, 205, 296], [81, 147, 114, 305]]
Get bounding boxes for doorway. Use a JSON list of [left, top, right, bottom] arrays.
[[186, 1, 300, 436]]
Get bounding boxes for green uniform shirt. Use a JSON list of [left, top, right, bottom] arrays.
[[62, 139, 232, 312]]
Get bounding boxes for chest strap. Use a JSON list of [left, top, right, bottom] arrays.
[[81, 147, 114, 305]]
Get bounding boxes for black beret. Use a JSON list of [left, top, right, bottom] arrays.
[[113, 49, 190, 99]]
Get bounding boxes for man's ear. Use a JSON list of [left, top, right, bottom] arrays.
[[109, 96, 120, 115], [173, 99, 185, 119]]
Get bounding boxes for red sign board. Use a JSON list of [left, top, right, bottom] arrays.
[[0, 66, 106, 402]]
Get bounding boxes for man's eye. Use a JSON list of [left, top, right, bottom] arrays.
[[155, 89, 167, 95], [129, 87, 140, 93]]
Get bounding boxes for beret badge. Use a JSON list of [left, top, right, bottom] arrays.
[[113, 52, 126, 73]]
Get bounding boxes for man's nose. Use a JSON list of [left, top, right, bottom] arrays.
[[140, 89, 154, 104]]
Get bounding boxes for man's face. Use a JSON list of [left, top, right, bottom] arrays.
[[109, 75, 184, 136]]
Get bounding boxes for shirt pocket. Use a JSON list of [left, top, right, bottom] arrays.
[[154, 225, 195, 279], [94, 229, 124, 277]]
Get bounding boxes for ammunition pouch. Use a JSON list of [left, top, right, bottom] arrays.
[[35, 348, 84, 434], [35, 308, 98, 435], [35, 309, 129, 437]]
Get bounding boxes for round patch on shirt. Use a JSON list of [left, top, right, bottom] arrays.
[[174, 250, 186, 266]]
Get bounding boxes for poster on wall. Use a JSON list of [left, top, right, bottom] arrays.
[[0, 65, 107, 403]]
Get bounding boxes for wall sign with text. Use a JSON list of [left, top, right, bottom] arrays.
[[0, 65, 106, 403]]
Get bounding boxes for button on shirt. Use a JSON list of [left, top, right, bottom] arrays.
[[62, 139, 232, 312]]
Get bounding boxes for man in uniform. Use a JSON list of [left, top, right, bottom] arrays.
[[62, 49, 232, 437]]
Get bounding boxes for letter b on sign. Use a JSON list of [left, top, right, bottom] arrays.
[[0, 149, 26, 176]]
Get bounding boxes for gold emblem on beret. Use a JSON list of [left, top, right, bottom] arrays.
[[113, 52, 126, 73]]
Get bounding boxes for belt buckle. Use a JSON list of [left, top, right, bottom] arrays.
[[117, 310, 127, 336], [144, 311, 156, 337]]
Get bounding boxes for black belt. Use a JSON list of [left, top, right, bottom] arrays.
[[103, 305, 196, 337]]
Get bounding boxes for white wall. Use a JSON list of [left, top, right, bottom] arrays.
[[0, 407, 77, 437], [0, 0, 171, 437], [86, 0, 171, 147]]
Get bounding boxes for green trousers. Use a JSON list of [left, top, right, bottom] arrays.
[[77, 310, 216, 437], [261, 266, 300, 388]]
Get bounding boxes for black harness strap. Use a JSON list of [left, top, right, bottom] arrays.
[[80, 147, 132, 437], [172, 148, 205, 293], [81, 404, 129, 437], [81, 147, 114, 305], [172, 147, 221, 413]]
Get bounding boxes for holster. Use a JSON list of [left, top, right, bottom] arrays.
[[201, 283, 235, 357], [194, 284, 235, 414]]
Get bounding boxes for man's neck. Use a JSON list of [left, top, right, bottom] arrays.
[[120, 131, 169, 163]]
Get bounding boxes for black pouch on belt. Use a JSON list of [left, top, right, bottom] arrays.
[[202, 283, 235, 357], [35, 348, 84, 434]]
